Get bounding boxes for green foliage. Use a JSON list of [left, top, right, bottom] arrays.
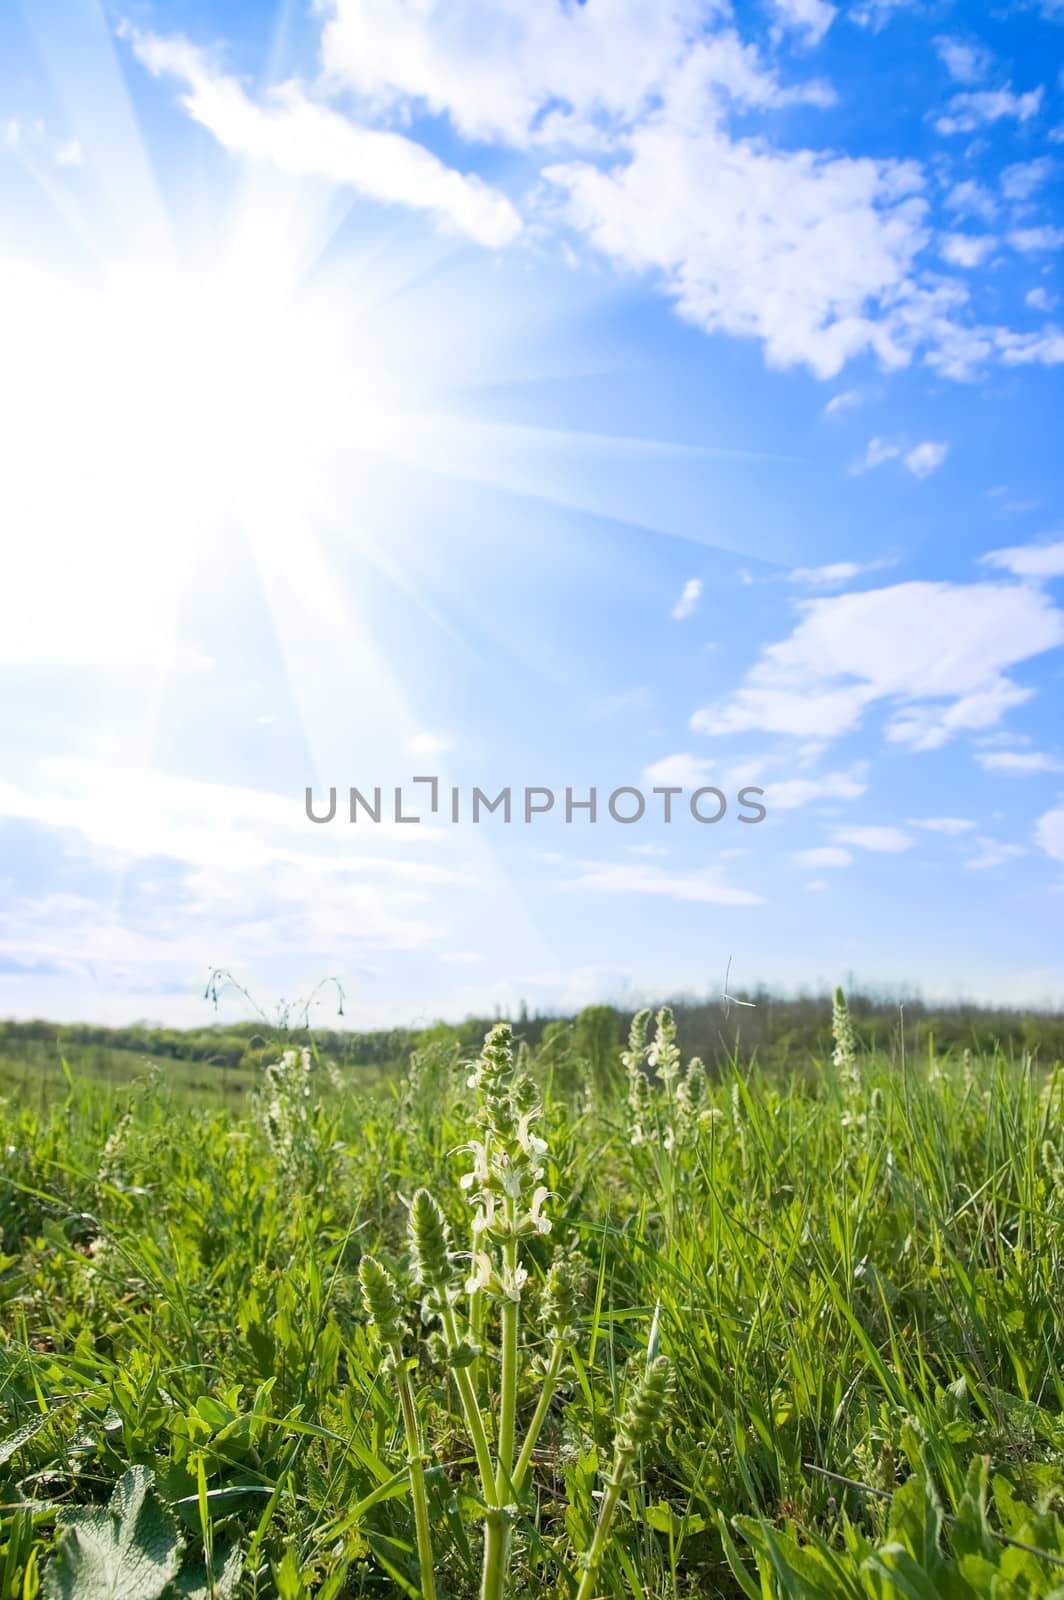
[[43, 1467, 179, 1600], [3, 1013, 1064, 1597]]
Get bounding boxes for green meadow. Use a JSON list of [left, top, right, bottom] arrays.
[[3, 999, 1064, 1598]]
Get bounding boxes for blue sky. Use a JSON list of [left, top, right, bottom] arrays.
[[1, 0, 1063, 1028]]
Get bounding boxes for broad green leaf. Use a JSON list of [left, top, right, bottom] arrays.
[[44, 1466, 180, 1600], [171, 1543, 242, 1599]]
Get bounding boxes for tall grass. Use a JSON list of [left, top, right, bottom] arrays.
[[1, 1011, 1063, 1596]]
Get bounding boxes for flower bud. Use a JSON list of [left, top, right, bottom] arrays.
[[359, 1255, 407, 1348], [408, 1188, 454, 1295], [617, 1355, 673, 1455], [542, 1256, 581, 1344], [467, 1023, 515, 1101]]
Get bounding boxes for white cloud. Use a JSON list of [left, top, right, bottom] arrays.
[[546, 132, 932, 380], [120, 4, 1052, 387], [934, 37, 992, 86], [1010, 226, 1064, 253], [934, 85, 1044, 136], [692, 578, 1064, 747], [788, 560, 889, 586], [1026, 287, 1057, 312], [966, 836, 1025, 869], [559, 858, 762, 905], [824, 388, 863, 416], [672, 576, 703, 619], [0, 763, 473, 978], [905, 440, 949, 477], [791, 845, 853, 867], [54, 139, 83, 167], [1036, 806, 1064, 861], [1001, 157, 1054, 203], [128, 30, 521, 247], [320, 0, 731, 149], [976, 749, 1064, 774], [981, 539, 1064, 579], [857, 437, 948, 477], [940, 232, 996, 268], [0, 761, 463, 879], [770, 0, 838, 46], [769, 769, 869, 807], [643, 752, 867, 808], [946, 179, 997, 222], [833, 824, 914, 851], [693, 682, 875, 739], [909, 816, 977, 835], [860, 436, 901, 470], [885, 678, 1032, 751], [849, 0, 917, 29], [996, 326, 1064, 365]]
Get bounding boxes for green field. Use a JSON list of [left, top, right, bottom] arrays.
[[3, 1000, 1064, 1598]]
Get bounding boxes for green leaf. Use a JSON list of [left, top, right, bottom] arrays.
[[643, 1500, 706, 1535], [0, 1409, 54, 1465], [170, 1543, 242, 1600], [44, 1466, 181, 1600]]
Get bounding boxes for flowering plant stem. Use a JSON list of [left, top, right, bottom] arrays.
[[573, 1463, 628, 1600], [393, 1358, 438, 1600], [512, 1340, 564, 1494], [573, 1354, 673, 1600], [497, 1219, 520, 1496]]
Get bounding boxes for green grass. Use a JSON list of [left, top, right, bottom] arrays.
[[2, 1017, 1064, 1597]]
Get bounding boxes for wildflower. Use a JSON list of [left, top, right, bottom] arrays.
[[541, 1255, 582, 1345], [616, 1354, 674, 1458], [500, 1262, 529, 1302], [471, 1191, 497, 1236], [464, 1250, 498, 1296], [832, 986, 861, 1094], [647, 1007, 682, 1085], [408, 1188, 456, 1304], [528, 1185, 552, 1236], [359, 1255, 407, 1349]]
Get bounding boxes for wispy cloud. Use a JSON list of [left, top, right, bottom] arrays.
[[981, 539, 1064, 579], [940, 233, 996, 268], [788, 559, 892, 586], [824, 388, 863, 416], [856, 437, 948, 476], [934, 36, 993, 87], [905, 441, 949, 478], [966, 836, 1025, 869], [976, 749, 1064, 774], [126, 29, 521, 246], [1001, 157, 1055, 203], [559, 858, 762, 906], [935, 85, 1044, 137], [692, 578, 1064, 748], [909, 816, 977, 835], [1036, 806, 1064, 862], [671, 577, 703, 619], [791, 845, 853, 867], [770, 0, 838, 47], [1010, 226, 1064, 253], [833, 824, 914, 851], [644, 753, 867, 809]]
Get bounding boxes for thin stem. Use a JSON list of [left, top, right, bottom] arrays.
[[440, 1302, 498, 1503], [469, 1281, 484, 1395], [496, 1214, 519, 1502], [573, 1451, 633, 1600], [512, 1340, 564, 1496], [392, 1356, 437, 1600]]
